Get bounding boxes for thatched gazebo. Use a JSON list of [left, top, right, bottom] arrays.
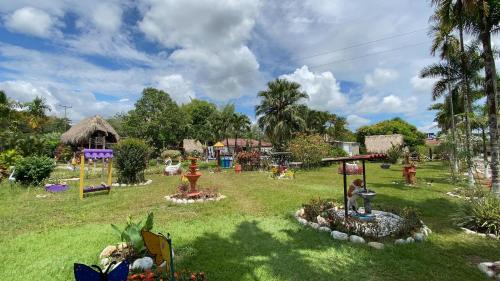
[[61, 115, 120, 149]]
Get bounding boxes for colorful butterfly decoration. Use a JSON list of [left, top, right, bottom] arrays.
[[74, 260, 129, 281], [141, 230, 175, 279]]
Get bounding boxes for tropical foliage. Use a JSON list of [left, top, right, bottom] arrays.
[[114, 138, 150, 184], [356, 118, 426, 148], [14, 156, 55, 186], [288, 134, 331, 169]]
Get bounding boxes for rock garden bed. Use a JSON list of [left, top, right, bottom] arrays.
[[111, 179, 153, 187], [294, 198, 432, 249], [165, 192, 226, 204]]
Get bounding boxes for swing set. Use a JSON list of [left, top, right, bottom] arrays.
[[79, 149, 113, 199]]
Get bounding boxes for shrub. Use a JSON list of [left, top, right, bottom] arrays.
[[14, 156, 55, 186], [235, 151, 260, 170], [54, 144, 73, 162], [111, 212, 154, 256], [161, 149, 182, 160], [393, 207, 423, 238], [289, 134, 331, 169], [452, 195, 500, 236], [302, 198, 336, 222], [0, 149, 22, 168], [114, 138, 150, 184], [386, 144, 403, 164], [330, 147, 348, 158]]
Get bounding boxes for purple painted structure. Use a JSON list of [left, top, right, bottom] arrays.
[[83, 149, 113, 159], [45, 184, 69, 192]]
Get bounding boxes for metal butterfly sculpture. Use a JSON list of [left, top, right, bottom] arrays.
[[141, 230, 175, 280], [74, 260, 129, 281]]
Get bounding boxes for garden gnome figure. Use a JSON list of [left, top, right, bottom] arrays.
[[347, 179, 363, 213]]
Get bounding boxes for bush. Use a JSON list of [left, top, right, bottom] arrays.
[[235, 151, 261, 170], [302, 198, 336, 222], [0, 149, 22, 168], [161, 149, 182, 160], [386, 144, 403, 164], [452, 195, 500, 236], [330, 147, 348, 158], [115, 138, 150, 184], [14, 156, 55, 186], [289, 134, 331, 168], [54, 144, 73, 162]]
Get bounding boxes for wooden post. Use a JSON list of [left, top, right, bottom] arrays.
[[79, 153, 85, 199], [342, 160, 348, 218], [362, 160, 367, 191], [107, 160, 113, 187]]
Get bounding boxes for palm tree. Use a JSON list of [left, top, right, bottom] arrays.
[[232, 113, 251, 154], [460, 0, 500, 196], [255, 79, 309, 150], [24, 96, 51, 131]]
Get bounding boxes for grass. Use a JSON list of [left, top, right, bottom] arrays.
[[0, 161, 498, 280]]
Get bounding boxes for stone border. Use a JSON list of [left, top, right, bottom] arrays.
[[111, 179, 153, 187], [294, 208, 432, 249], [461, 227, 499, 240], [478, 261, 500, 279], [164, 194, 226, 204]]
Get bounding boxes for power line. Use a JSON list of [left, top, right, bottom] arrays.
[[307, 41, 428, 70], [292, 27, 428, 61]]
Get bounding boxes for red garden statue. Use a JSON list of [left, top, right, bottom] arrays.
[[185, 157, 201, 196]]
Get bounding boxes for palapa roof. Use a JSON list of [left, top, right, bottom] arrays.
[[221, 138, 272, 148], [60, 115, 120, 146], [183, 139, 204, 153]]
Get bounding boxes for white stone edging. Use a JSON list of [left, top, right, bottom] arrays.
[[461, 227, 499, 240], [478, 261, 500, 279], [294, 208, 432, 249], [164, 194, 226, 204], [111, 179, 153, 187]]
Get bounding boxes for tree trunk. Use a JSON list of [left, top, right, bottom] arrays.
[[481, 125, 488, 165], [479, 2, 500, 196], [458, 25, 475, 187], [446, 41, 459, 179]]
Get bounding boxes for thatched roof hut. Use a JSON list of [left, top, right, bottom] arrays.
[[183, 139, 204, 154], [364, 134, 404, 153], [61, 115, 120, 148]]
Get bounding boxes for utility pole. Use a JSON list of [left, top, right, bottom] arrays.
[[58, 104, 72, 131]]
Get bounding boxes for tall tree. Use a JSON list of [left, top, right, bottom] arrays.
[[232, 113, 251, 154], [24, 96, 50, 132], [182, 99, 218, 143], [255, 79, 309, 150], [124, 88, 188, 151]]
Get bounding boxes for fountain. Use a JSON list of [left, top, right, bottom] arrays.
[[185, 157, 201, 197], [358, 190, 376, 214]]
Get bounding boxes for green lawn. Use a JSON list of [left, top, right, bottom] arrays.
[[0, 162, 498, 280]]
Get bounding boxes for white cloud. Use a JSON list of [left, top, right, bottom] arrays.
[[280, 65, 347, 111], [155, 74, 195, 104], [355, 94, 416, 114], [0, 80, 132, 121], [347, 114, 370, 129], [4, 7, 60, 38], [90, 3, 122, 33], [137, 0, 263, 100], [410, 74, 436, 93], [364, 68, 399, 88]]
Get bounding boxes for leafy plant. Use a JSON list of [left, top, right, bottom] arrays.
[[111, 212, 154, 256], [161, 149, 182, 160], [289, 134, 331, 169], [235, 151, 260, 171], [54, 144, 73, 162], [115, 138, 150, 184], [0, 149, 22, 168], [14, 156, 55, 186], [386, 144, 403, 164], [330, 147, 348, 158], [393, 207, 423, 238], [302, 198, 336, 222], [452, 195, 500, 236]]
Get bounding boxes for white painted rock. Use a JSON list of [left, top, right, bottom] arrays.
[[331, 231, 349, 241], [414, 233, 425, 242], [478, 262, 495, 278], [297, 208, 305, 217], [318, 226, 331, 232], [308, 222, 320, 229], [187, 199, 194, 204], [316, 215, 328, 226], [297, 218, 308, 225], [132, 257, 154, 271], [117, 242, 128, 251], [99, 245, 117, 258], [367, 242, 384, 250], [349, 235, 366, 244], [406, 237, 415, 243], [100, 258, 110, 267], [395, 239, 406, 245]]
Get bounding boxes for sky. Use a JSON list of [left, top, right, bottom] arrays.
[[0, 0, 485, 133]]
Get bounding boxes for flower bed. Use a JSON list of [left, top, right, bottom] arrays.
[[112, 179, 153, 187], [295, 198, 432, 248]]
